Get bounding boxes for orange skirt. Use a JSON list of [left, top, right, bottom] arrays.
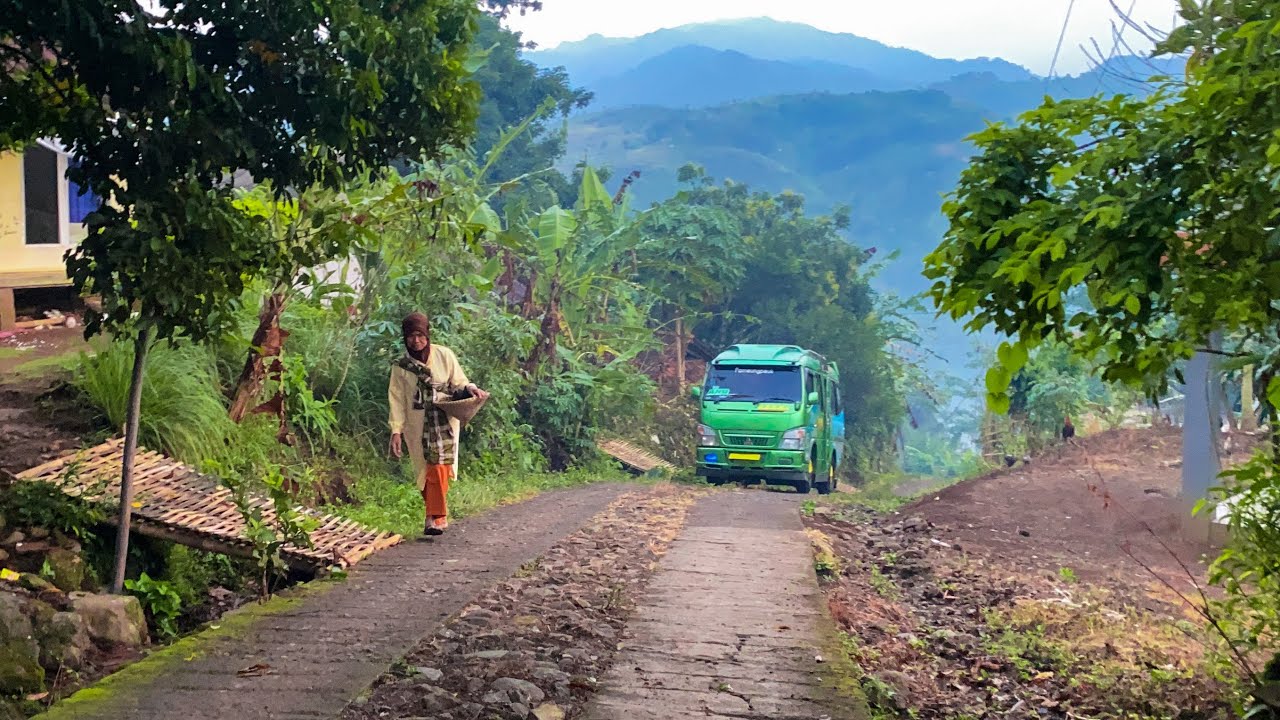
[[420, 464, 453, 519]]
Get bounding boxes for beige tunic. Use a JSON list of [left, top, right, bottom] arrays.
[[388, 345, 470, 488]]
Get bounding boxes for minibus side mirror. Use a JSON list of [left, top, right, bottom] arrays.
[[807, 391, 818, 404], [691, 386, 702, 399]]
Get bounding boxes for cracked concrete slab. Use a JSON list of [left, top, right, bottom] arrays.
[[584, 489, 865, 720]]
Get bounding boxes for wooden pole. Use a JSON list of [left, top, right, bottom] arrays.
[[1241, 364, 1258, 431], [111, 326, 151, 594], [0, 288, 15, 331], [674, 315, 686, 394]]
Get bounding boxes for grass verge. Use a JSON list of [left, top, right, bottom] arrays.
[[329, 455, 634, 538]]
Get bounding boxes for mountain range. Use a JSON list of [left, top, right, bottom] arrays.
[[521, 18, 1186, 374]]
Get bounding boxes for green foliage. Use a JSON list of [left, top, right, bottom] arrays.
[[74, 340, 235, 465], [923, 3, 1280, 410], [124, 573, 183, 641], [926, 2, 1280, 710], [642, 166, 906, 468], [276, 354, 339, 448], [218, 466, 320, 600], [980, 340, 1143, 452], [469, 14, 592, 206], [1205, 454, 1280, 711], [159, 546, 243, 610], [0, 471, 108, 543], [2, 0, 483, 345], [869, 566, 899, 600], [982, 610, 1075, 681], [901, 431, 987, 479], [333, 453, 623, 539]]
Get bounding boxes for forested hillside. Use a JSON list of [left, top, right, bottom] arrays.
[[523, 18, 1185, 373]]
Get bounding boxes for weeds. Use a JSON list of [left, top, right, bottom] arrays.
[[0, 466, 108, 542], [870, 566, 899, 600], [124, 572, 183, 640], [806, 529, 841, 580], [217, 465, 320, 600], [331, 450, 624, 538]]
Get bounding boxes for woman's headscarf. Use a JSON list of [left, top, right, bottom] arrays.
[[402, 312, 431, 362]]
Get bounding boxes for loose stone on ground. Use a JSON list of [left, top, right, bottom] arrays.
[[342, 484, 700, 720], [35, 484, 630, 720]]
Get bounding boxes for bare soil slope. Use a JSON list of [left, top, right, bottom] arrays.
[[904, 427, 1253, 586]]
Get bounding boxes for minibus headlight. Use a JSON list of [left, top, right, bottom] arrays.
[[697, 424, 718, 447], [779, 427, 807, 450]]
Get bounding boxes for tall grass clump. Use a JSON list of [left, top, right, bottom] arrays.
[[74, 340, 236, 464]]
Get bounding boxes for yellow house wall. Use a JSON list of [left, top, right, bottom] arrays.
[[0, 150, 79, 285]]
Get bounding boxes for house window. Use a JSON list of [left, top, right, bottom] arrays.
[[23, 146, 60, 245], [67, 160, 97, 225]]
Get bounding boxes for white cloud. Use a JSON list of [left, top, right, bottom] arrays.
[[505, 0, 1181, 75]]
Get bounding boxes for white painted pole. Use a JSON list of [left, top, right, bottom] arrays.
[[1182, 332, 1222, 543]]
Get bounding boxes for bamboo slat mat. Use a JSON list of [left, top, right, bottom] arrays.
[[596, 438, 677, 473], [15, 439, 401, 569]]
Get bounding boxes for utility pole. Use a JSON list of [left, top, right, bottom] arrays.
[[1181, 331, 1222, 544]]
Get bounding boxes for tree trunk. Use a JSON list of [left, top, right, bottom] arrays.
[[1241, 365, 1258, 431], [229, 292, 288, 423], [112, 327, 151, 594], [674, 315, 687, 395]]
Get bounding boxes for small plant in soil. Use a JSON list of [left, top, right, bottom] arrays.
[[1057, 566, 1078, 584], [869, 567, 899, 600], [217, 464, 319, 600], [514, 557, 541, 578], [125, 572, 183, 640], [806, 529, 841, 580]]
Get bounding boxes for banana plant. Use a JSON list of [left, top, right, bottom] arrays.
[[497, 166, 651, 373]]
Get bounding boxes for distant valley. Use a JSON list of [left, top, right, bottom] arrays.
[[521, 18, 1185, 373]]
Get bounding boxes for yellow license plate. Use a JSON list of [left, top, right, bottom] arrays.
[[756, 403, 790, 412], [728, 453, 762, 461]]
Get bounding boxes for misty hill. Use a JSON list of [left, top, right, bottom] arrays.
[[531, 18, 1186, 375], [586, 46, 887, 108], [532, 17, 1033, 90]]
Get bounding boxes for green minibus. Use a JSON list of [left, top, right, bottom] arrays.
[[692, 344, 845, 494]]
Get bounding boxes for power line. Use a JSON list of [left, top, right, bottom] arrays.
[[1046, 0, 1078, 83], [1094, 0, 1139, 94]]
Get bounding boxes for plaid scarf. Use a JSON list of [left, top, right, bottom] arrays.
[[397, 354, 460, 466]]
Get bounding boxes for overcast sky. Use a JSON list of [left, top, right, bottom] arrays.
[[505, 0, 1182, 75]]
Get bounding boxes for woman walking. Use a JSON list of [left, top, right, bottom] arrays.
[[388, 312, 489, 536]]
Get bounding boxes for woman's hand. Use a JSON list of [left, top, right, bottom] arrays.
[[389, 432, 403, 458], [467, 383, 491, 401]]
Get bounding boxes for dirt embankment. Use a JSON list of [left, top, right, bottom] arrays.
[[806, 427, 1247, 719], [905, 427, 1255, 586]]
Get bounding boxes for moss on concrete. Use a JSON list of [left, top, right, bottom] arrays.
[[32, 581, 334, 719]]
